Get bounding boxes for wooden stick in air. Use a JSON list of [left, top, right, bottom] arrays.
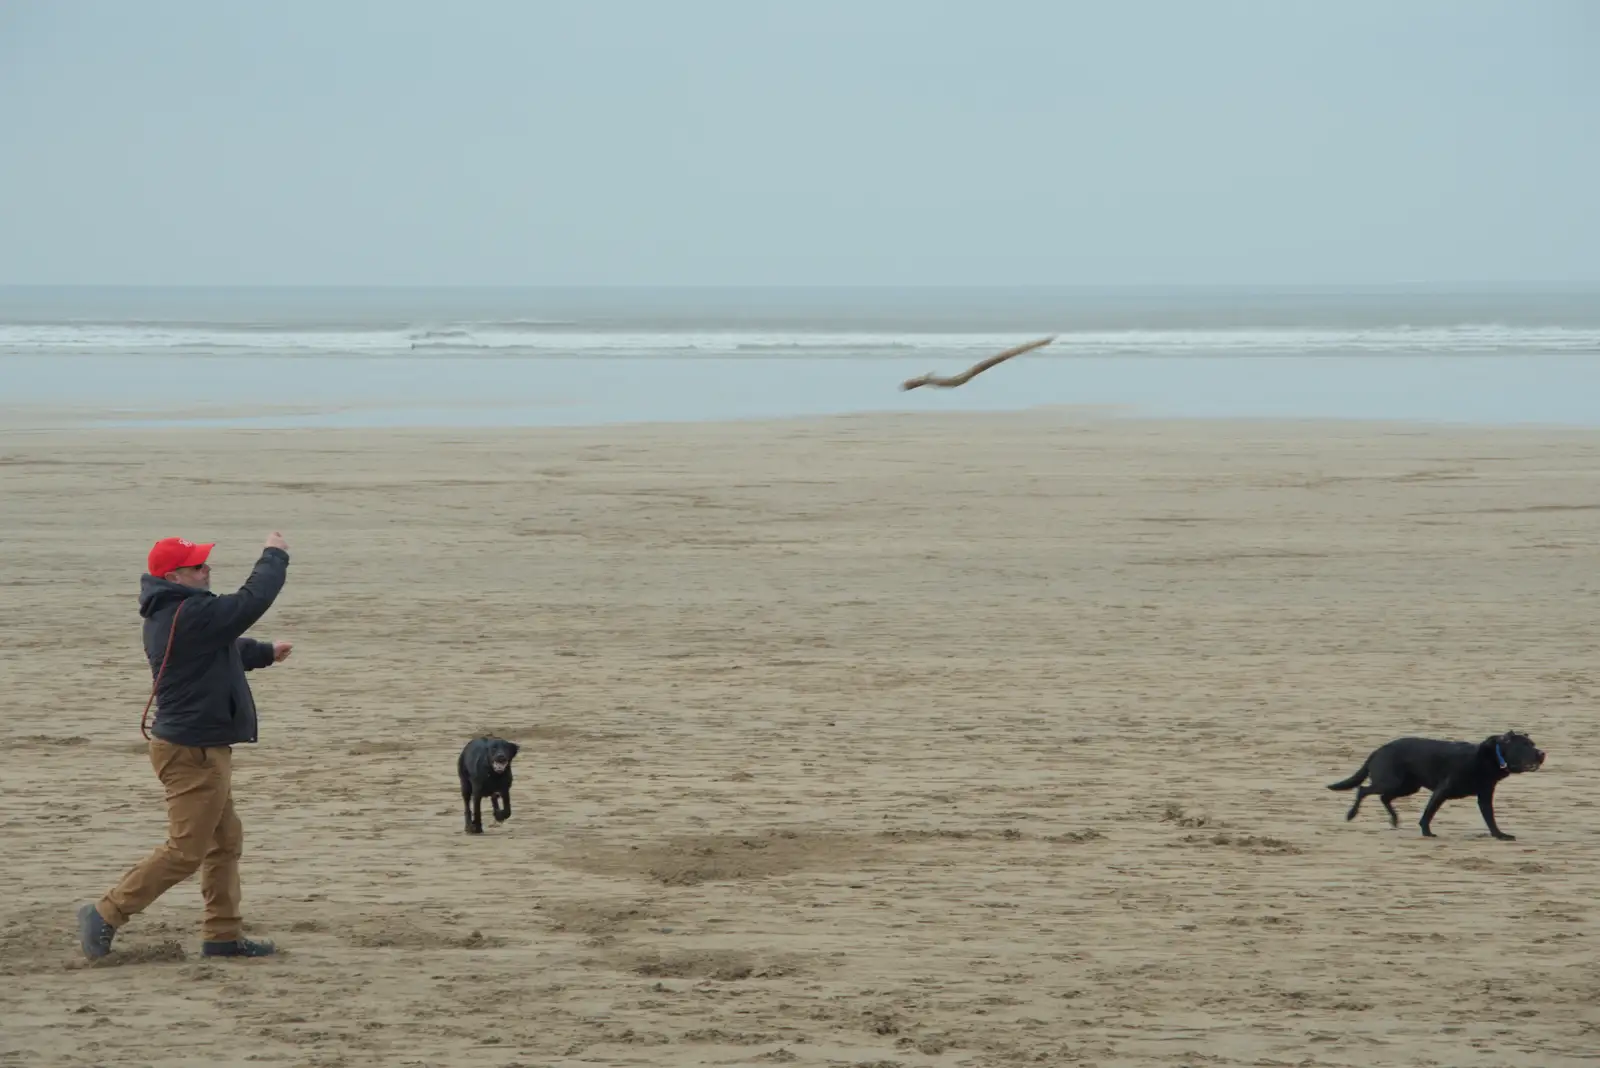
[[899, 335, 1057, 391]]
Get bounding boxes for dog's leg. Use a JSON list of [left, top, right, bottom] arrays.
[[460, 770, 475, 833], [1345, 785, 1370, 821], [493, 789, 511, 822], [1477, 787, 1513, 840], [468, 788, 485, 834], [1379, 794, 1401, 827], [1418, 787, 1452, 837]]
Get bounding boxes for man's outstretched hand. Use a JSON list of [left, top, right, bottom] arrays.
[[272, 641, 293, 663]]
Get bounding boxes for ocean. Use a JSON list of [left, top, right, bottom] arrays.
[[3, 285, 1599, 429]]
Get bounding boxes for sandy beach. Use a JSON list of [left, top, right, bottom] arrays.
[[2, 409, 1597, 1068]]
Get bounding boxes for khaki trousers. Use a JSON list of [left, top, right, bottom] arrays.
[[96, 739, 244, 943]]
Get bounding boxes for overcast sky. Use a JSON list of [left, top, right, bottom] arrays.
[[1, 1, 1595, 287]]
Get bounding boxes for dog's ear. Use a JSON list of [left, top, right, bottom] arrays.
[[506, 741, 520, 758]]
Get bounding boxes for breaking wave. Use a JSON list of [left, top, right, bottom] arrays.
[[2, 321, 1597, 359]]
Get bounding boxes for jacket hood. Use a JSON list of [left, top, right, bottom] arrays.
[[139, 574, 211, 618]]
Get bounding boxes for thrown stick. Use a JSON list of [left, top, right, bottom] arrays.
[[899, 335, 1057, 391]]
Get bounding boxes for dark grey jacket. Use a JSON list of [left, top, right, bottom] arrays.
[[139, 546, 290, 747]]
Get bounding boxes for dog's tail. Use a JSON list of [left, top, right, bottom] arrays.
[[1326, 762, 1369, 791]]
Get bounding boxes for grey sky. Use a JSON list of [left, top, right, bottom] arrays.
[[1, 0, 1595, 286]]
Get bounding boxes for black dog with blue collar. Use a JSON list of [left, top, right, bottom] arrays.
[[1328, 730, 1545, 840]]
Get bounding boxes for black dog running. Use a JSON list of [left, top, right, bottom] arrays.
[[457, 735, 520, 834], [1328, 730, 1544, 839]]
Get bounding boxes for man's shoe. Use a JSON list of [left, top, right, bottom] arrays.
[[77, 903, 116, 960], [202, 937, 277, 958]]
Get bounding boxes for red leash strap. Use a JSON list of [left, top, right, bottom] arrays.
[[140, 601, 186, 741]]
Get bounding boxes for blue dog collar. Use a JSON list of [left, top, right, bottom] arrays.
[[1495, 743, 1507, 769]]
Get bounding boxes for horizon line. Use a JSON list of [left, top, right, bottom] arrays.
[[3, 281, 1599, 292]]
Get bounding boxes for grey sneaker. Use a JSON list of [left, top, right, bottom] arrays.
[[77, 903, 116, 960], [202, 937, 277, 958]]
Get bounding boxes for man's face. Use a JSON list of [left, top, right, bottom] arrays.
[[166, 562, 211, 590]]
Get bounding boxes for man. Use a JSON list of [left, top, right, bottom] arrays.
[[78, 531, 293, 960]]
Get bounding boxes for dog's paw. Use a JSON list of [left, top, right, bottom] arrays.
[[493, 810, 510, 822], [465, 823, 484, 835], [1492, 831, 1516, 841]]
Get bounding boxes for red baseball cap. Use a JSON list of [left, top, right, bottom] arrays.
[[148, 537, 214, 577]]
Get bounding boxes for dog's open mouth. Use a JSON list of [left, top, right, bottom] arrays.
[[491, 759, 509, 773]]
